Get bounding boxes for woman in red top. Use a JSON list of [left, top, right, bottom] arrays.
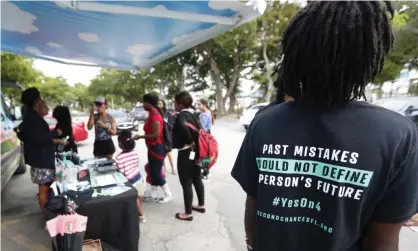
[[134, 93, 172, 203]]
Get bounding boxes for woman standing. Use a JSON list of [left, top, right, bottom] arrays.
[[157, 99, 176, 175], [87, 97, 116, 159], [18, 88, 66, 217], [198, 99, 214, 133], [134, 93, 172, 203], [52, 105, 77, 153], [172, 91, 205, 221]]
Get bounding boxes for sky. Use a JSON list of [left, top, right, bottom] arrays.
[[33, 59, 100, 86]]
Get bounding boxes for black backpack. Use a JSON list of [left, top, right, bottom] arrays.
[[162, 112, 173, 152]]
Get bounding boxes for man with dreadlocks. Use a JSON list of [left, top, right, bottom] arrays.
[[232, 1, 418, 251]]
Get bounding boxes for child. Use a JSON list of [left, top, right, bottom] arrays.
[[143, 163, 167, 200], [115, 130, 146, 223]]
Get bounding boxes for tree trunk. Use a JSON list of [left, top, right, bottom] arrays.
[[228, 93, 237, 113], [211, 70, 225, 115], [202, 44, 225, 116], [223, 67, 241, 103], [262, 39, 275, 102], [176, 66, 185, 91]]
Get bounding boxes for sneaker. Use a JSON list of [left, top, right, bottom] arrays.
[[143, 196, 158, 202], [158, 194, 173, 203], [139, 216, 147, 223]]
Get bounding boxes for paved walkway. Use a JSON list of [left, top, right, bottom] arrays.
[[2, 119, 417, 251]]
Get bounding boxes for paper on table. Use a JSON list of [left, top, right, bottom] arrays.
[[410, 226, 418, 232], [89, 171, 128, 188], [100, 185, 132, 196]]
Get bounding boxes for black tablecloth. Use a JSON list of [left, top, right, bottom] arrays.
[[48, 171, 139, 251], [79, 184, 139, 251]]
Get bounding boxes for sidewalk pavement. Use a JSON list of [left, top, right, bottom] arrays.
[[1, 170, 235, 251]]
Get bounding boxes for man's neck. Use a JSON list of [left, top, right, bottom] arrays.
[[284, 94, 294, 102]]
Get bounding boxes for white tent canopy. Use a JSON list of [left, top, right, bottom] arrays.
[[1, 0, 266, 70]]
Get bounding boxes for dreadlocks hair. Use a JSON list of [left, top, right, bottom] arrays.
[[273, 62, 286, 103], [274, 1, 394, 106]]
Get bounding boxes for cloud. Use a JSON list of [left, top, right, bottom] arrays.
[[78, 33, 100, 42], [172, 29, 208, 46], [108, 60, 119, 67], [25, 47, 41, 55], [47, 42, 63, 48], [153, 5, 169, 12], [126, 44, 154, 56], [54, 1, 75, 9], [132, 57, 148, 67], [208, 0, 243, 12], [1, 2, 38, 34]]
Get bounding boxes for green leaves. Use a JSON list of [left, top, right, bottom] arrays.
[[1, 52, 36, 85], [374, 3, 418, 83], [88, 68, 158, 106]]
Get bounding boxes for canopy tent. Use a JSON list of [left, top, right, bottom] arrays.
[[1, 0, 266, 70]]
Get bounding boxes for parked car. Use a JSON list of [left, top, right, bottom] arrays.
[[374, 96, 418, 124], [109, 111, 139, 134], [70, 110, 84, 116], [132, 106, 147, 122], [239, 102, 269, 130], [43, 115, 88, 143], [1, 83, 26, 191]]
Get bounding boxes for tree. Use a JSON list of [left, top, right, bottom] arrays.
[[255, 2, 300, 101], [33, 75, 76, 106], [1, 53, 37, 84], [394, 3, 418, 69], [89, 69, 158, 107], [198, 21, 259, 115], [1, 53, 38, 105], [375, 3, 418, 84], [157, 50, 198, 89], [72, 83, 91, 111]]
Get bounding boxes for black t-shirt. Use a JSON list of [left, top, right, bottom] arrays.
[[232, 100, 418, 251], [55, 123, 78, 153], [172, 110, 201, 150]]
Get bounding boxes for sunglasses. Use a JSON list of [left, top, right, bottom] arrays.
[[94, 102, 104, 107]]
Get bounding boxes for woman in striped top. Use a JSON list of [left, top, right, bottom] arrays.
[[115, 130, 146, 223]]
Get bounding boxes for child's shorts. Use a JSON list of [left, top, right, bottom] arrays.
[[132, 177, 146, 197]]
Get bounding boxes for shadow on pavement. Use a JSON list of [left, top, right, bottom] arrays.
[[1, 169, 52, 250]]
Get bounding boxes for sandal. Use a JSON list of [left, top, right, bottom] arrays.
[[175, 213, 193, 221], [192, 206, 206, 213]]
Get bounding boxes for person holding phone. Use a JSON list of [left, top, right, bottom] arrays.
[[87, 97, 117, 159]]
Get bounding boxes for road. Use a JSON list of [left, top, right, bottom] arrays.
[[1, 119, 417, 251]]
